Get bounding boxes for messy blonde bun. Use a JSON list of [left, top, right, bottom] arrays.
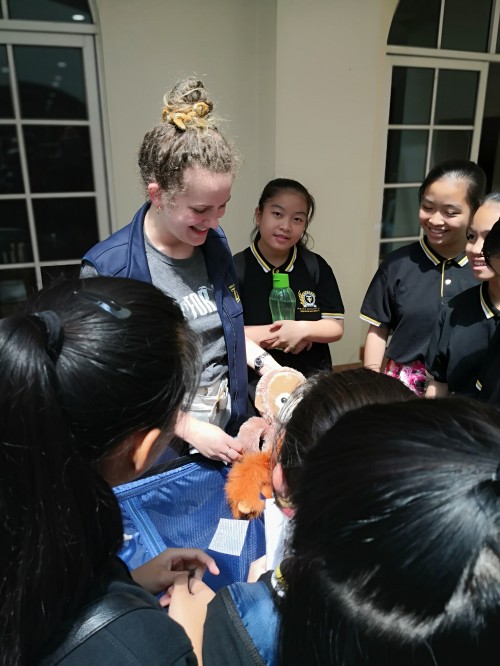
[[138, 77, 238, 200]]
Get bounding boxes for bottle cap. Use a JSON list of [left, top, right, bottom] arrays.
[[272, 272, 290, 288]]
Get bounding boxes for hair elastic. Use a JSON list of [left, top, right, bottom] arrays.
[[77, 291, 132, 320], [31, 310, 64, 361]]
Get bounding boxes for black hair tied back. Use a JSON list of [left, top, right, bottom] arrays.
[[30, 310, 64, 362]]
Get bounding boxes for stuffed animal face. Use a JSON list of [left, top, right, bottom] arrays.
[[255, 368, 306, 422]]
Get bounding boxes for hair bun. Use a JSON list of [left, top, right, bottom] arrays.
[[161, 77, 214, 131]]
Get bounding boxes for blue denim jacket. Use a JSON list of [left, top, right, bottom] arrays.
[[82, 203, 247, 435]]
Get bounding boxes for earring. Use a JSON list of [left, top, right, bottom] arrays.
[[156, 206, 162, 214]]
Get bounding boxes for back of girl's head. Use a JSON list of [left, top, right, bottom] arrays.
[[0, 277, 198, 665], [279, 397, 500, 666], [138, 77, 238, 201], [277, 368, 414, 497], [253, 178, 315, 247], [418, 159, 486, 213]]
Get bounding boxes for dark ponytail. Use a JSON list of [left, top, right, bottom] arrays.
[[0, 277, 198, 664]]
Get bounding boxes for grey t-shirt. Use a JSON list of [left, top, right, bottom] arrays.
[[81, 236, 227, 387]]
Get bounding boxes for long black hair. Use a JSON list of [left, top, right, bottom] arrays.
[[279, 398, 500, 666], [0, 277, 198, 665]]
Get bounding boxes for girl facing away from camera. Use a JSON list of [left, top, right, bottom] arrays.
[[202, 369, 414, 666], [426, 192, 500, 397], [82, 78, 279, 463], [360, 160, 486, 396], [0, 277, 219, 665], [279, 397, 500, 666], [233, 178, 344, 392]]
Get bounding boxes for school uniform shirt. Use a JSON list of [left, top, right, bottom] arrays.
[[426, 282, 500, 396], [360, 236, 476, 364], [234, 238, 344, 377], [475, 325, 500, 403]]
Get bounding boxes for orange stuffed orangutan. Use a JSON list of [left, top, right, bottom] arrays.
[[225, 367, 305, 519]]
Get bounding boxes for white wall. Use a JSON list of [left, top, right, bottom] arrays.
[[94, 0, 398, 365], [275, 0, 398, 364]]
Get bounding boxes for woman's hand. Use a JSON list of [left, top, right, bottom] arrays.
[[168, 573, 216, 663], [176, 412, 242, 463], [131, 547, 219, 600]]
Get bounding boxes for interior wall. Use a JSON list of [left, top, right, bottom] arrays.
[[275, 0, 398, 364], [94, 0, 276, 250]]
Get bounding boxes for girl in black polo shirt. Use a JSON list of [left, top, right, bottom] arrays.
[[361, 160, 486, 396], [426, 194, 500, 397], [233, 178, 344, 382]]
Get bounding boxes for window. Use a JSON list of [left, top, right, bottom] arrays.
[[379, 0, 500, 261], [0, 1, 109, 316]]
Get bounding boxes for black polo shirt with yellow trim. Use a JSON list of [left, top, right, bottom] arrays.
[[234, 239, 344, 376], [425, 282, 500, 396], [360, 236, 476, 364]]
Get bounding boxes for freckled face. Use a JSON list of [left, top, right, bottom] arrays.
[[159, 166, 233, 256], [465, 202, 500, 281], [256, 191, 308, 257], [419, 177, 472, 257]]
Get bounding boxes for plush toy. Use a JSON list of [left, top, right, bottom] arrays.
[[225, 367, 306, 519]]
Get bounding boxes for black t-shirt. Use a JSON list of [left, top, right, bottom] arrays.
[[360, 237, 476, 364], [234, 239, 344, 377], [38, 558, 197, 665], [426, 282, 500, 396]]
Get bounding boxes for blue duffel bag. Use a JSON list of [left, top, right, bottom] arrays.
[[114, 454, 266, 591]]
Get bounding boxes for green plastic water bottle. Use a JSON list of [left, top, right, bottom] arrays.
[[269, 272, 296, 321]]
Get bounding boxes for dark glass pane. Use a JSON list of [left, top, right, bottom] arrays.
[[7, 0, 92, 23], [23, 125, 94, 193], [478, 64, 500, 191], [379, 240, 416, 264], [441, 0, 492, 52], [34, 197, 98, 261], [385, 130, 428, 183], [388, 0, 440, 47], [381, 187, 420, 239], [389, 68, 434, 125], [42, 264, 82, 286], [0, 200, 33, 264], [435, 70, 478, 125], [0, 126, 23, 194], [0, 267, 37, 317], [430, 130, 472, 165], [0, 46, 14, 118], [14, 46, 87, 120]]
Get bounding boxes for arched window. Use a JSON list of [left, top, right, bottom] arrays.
[[379, 0, 500, 261], [0, 0, 109, 315]]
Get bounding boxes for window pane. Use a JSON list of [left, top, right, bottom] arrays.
[[7, 0, 92, 23], [42, 264, 82, 286], [0, 267, 37, 317], [478, 64, 500, 191], [379, 240, 416, 264], [34, 197, 99, 261], [381, 187, 420, 239], [385, 130, 428, 183], [0, 201, 33, 264], [431, 130, 472, 165], [389, 68, 434, 125], [388, 0, 440, 48], [14, 46, 87, 120], [0, 46, 14, 118], [0, 126, 23, 193], [441, 0, 492, 53], [434, 70, 478, 125], [23, 125, 94, 193]]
